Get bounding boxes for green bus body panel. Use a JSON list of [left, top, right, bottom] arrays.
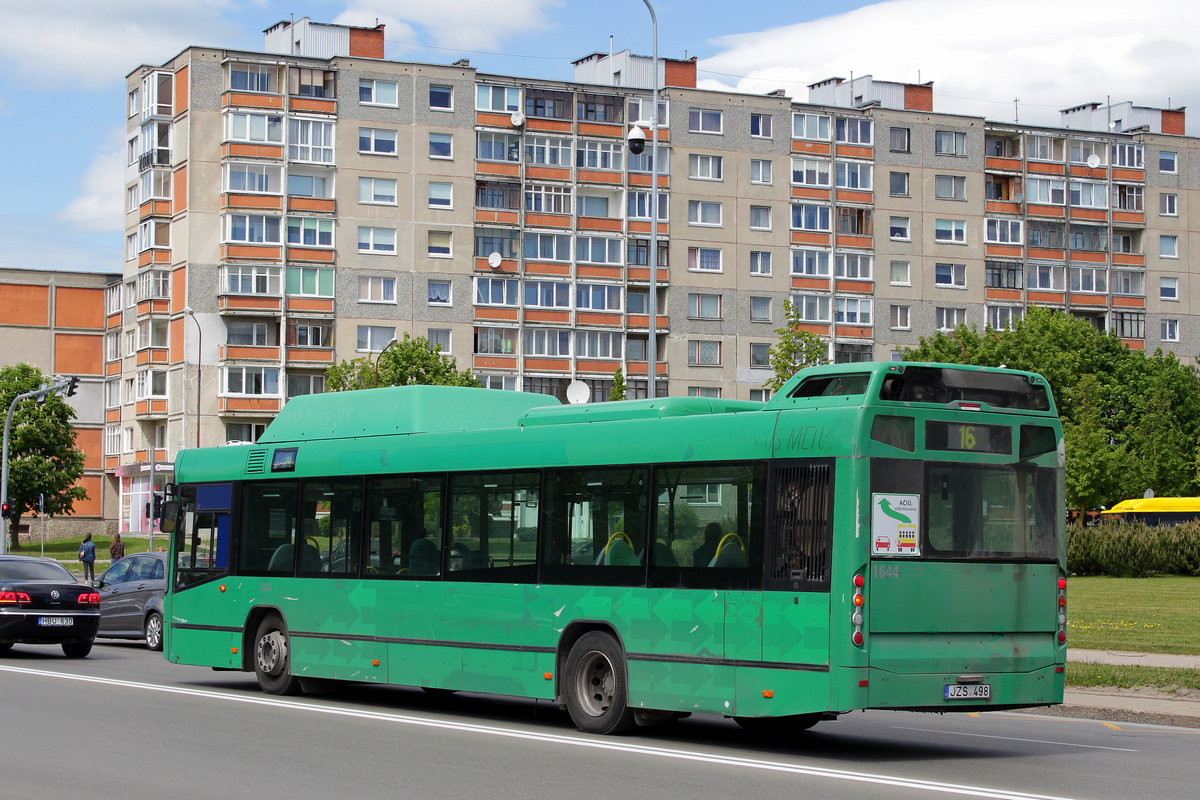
[[867, 665, 1065, 709]]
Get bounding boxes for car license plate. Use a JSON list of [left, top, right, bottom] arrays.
[[944, 683, 990, 700], [38, 616, 73, 627]]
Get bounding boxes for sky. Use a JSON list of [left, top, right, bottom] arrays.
[[1, 0, 1198, 274]]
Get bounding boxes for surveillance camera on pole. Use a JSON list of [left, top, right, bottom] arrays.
[[627, 125, 647, 155]]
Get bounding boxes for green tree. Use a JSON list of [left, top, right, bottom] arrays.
[[324, 334, 482, 391], [764, 300, 829, 393], [1, 364, 88, 551], [608, 367, 627, 401]]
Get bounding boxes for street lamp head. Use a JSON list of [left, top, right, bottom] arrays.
[[182, 306, 194, 316], [626, 125, 647, 155]]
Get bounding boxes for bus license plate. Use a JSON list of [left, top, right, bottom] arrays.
[[38, 616, 73, 627], [944, 683, 989, 700]]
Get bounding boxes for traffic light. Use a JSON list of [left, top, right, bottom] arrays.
[[1, 502, 11, 519], [152, 494, 164, 523], [64, 376, 79, 397]]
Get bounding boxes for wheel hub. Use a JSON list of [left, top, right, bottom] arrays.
[[576, 650, 615, 717], [256, 630, 288, 676]]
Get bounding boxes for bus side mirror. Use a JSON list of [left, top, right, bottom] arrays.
[[160, 500, 180, 534]]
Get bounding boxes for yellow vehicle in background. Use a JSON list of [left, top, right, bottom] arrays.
[[1101, 497, 1200, 525]]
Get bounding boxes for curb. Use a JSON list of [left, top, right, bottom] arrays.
[[1017, 702, 1200, 729]]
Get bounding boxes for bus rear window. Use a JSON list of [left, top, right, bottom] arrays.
[[790, 373, 870, 398], [879, 366, 1050, 411], [926, 463, 1057, 559]]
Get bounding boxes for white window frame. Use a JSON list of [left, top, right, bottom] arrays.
[[356, 326, 397, 354], [688, 200, 722, 227], [1161, 319, 1180, 342], [791, 249, 830, 276], [288, 118, 334, 164], [474, 277, 519, 307], [1160, 277, 1179, 301], [750, 113, 772, 138], [935, 130, 967, 156], [791, 293, 831, 322], [749, 251, 772, 276], [985, 218, 1023, 244], [429, 132, 453, 160], [1160, 235, 1179, 259], [1159, 151, 1177, 173], [792, 204, 831, 232], [890, 305, 910, 330], [1070, 266, 1107, 294], [429, 84, 453, 111], [687, 247, 723, 272], [358, 226, 396, 253], [224, 214, 281, 245], [936, 307, 966, 331], [476, 84, 521, 112], [1160, 192, 1178, 216], [750, 158, 773, 185], [223, 366, 280, 397], [687, 153, 723, 181], [225, 111, 283, 144], [791, 157, 830, 187], [935, 219, 967, 244], [793, 113, 831, 141], [749, 205, 772, 231], [834, 297, 872, 325], [935, 263, 967, 288], [359, 128, 397, 156], [835, 161, 873, 190], [889, 216, 910, 241], [360, 79, 399, 107], [428, 181, 453, 209], [687, 340, 722, 366], [688, 108, 723, 134], [358, 176, 398, 205], [523, 280, 571, 310], [358, 276, 396, 303]]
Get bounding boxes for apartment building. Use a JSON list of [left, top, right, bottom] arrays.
[[107, 17, 1197, 533], [1, 267, 115, 539]]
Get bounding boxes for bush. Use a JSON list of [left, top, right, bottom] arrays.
[[1067, 520, 1200, 577]]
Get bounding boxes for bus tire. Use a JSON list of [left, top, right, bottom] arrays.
[[253, 614, 301, 695], [564, 631, 635, 735], [733, 713, 821, 735]]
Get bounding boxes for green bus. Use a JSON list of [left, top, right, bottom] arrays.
[[164, 361, 1067, 734]]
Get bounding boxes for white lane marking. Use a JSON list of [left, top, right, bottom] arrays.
[[891, 726, 1139, 752], [0, 664, 1077, 800]]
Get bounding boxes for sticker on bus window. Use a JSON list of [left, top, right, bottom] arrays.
[[872, 493, 920, 556]]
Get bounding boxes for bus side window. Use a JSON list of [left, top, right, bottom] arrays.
[[363, 476, 444, 578], [239, 481, 300, 575], [540, 467, 650, 586]]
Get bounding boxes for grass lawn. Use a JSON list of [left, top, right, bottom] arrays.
[[1066, 664, 1200, 692], [11, 535, 155, 566], [1067, 575, 1200, 655]]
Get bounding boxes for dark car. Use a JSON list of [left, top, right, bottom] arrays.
[[0, 555, 100, 657], [94, 552, 167, 650]]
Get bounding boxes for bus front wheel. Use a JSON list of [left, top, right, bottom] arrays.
[[564, 631, 635, 735], [254, 615, 301, 695]]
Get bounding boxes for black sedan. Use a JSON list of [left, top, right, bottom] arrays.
[[94, 552, 167, 650], [0, 555, 100, 657]]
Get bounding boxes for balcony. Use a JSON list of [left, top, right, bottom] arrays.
[[138, 150, 171, 172]]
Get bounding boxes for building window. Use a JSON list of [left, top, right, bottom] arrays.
[[986, 260, 1023, 289], [836, 161, 872, 190], [224, 366, 280, 396], [575, 236, 622, 265], [225, 163, 280, 194], [357, 326, 396, 353], [987, 306, 1022, 331], [688, 200, 722, 226], [625, 337, 647, 362], [889, 216, 910, 240], [1161, 277, 1179, 300], [287, 374, 325, 398], [288, 119, 334, 163], [525, 89, 572, 120], [525, 232, 572, 261], [359, 128, 397, 155], [104, 425, 120, 455], [477, 84, 520, 112], [688, 340, 721, 366], [524, 183, 571, 214], [475, 277, 519, 307], [1027, 178, 1066, 205], [525, 136, 572, 166], [1070, 267, 1107, 293], [290, 67, 334, 98], [1027, 264, 1065, 291], [136, 269, 170, 300], [750, 206, 772, 231], [1160, 192, 1178, 216], [1159, 151, 1177, 173], [687, 293, 721, 319], [429, 84, 453, 110], [750, 251, 771, 275], [429, 132, 453, 159], [792, 249, 830, 276], [1162, 319, 1180, 342], [836, 207, 872, 235], [1113, 184, 1143, 211], [688, 247, 722, 272], [890, 260, 910, 286], [835, 252, 872, 280], [524, 280, 570, 309], [289, 319, 332, 347], [750, 159, 773, 184], [577, 93, 623, 122], [985, 218, 1022, 244], [577, 283, 622, 311], [889, 171, 909, 196], [688, 109, 722, 133], [1161, 235, 1178, 258], [687, 386, 721, 398], [524, 328, 570, 357], [360, 79, 398, 106], [428, 280, 451, 305], [935, 130, 966, 155], [793, 113, 830, 140], [478, 180, 521, 210], [627, 97, 667, 126], [835, 118, 872, 144], [475, 326, 517, 355], [935, 263, 967, 288], [477, 131, 521, 162], [688, 153, 722, 180], [358, 227, 396, 253], [1069, 181, 1108, 209], [1111, 270, 1145, 296], [576, 139, 623, 170], [936, 307, 965, 330], [576, 331, 623, 359], [750, 297, 771, 321], [1112, 312, 1146, 339], [1028, 222, 1066, 249], [358, 276, 395, 303], [576, 193, 614, 219], [890, 126, 910, 153], [430, 230, 454, 257], [225, 214, 281, 244], [1111, 143, 1144, 168], [935, 219, 966, 243], [226, 423, 266, 444], [226, 112, 282, 144], [626, 190, 667, 221], [224, 321, 265, 347], [287, 217, 333, 247], [834, 344, 872, 364], [1069, 140, 1106, 165], [791, 157, 830, 186], [890, 305, 910, 330], [287, 173, 330, 198], [935, 174, 966, 200], [357, 177, 399, 206], [285, 267, 334, 297], [750, 342, 770, 367], [792, 204, 831, 231], [428, 182, 452, 208], [834, 297, 871, 325], [750, 114, 772, 138], [791, 293, 830, 322]]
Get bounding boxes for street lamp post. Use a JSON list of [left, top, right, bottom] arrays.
[[642, 0, 660, 398], [182, 307, 202, 449], [373, 338, 400, 388]]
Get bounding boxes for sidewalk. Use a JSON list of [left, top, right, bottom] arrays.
[[1047, 648, 1200, 728]]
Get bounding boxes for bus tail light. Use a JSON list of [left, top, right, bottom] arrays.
[[851, 574, 865, 647], [1056, 577, 1067, 645]]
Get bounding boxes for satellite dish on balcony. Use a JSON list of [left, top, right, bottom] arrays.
[[566, 380, 590, 405], [510, 111, 525, 127], [1086, 154, 1101, 170], [487, 252, 502, 269]]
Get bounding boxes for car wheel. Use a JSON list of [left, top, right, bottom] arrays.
[[62, 640, 93, 658], [253, 614, 301, 695], [144, 611, 164, 651], [563, 631, 635, 735]]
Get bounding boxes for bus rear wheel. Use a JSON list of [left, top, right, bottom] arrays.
[[254, 615, 301, 695], [564, 631, 635, 735]]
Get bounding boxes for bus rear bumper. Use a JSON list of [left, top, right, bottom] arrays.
[[864, 664, 1065, 712]]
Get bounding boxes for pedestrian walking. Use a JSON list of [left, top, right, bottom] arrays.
[[109, 533, 125, 563], [78, 533, 97, 582]]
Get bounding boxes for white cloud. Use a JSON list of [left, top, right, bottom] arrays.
[[59, 144, 125, 233], [0, 1, 242, 89], [698, 0, 1200, 135], [334, 0, 561, 52]]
